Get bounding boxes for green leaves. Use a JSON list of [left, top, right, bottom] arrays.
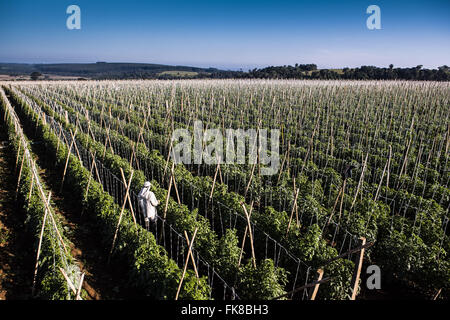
[[236, 259, 288, 300]]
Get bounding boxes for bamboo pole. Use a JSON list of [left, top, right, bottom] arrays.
[[244, 162, 257, 198], [310, 269, 324, 300], [15, 149, 26, 200], [69, 129, 83, 164], [27, 174, 34, 201], [163, 170, 173, 219], [175, 228, 198, 300], [209, 162, 220, 199], [277, 142, 290, 184], [184, 230, 200, 280], [34, 169, 69, 255], [60, 135, 75, 193], [397, 131, 413, 187], [374, 147, 391, 201], [241, 203, 256, 268], [293, 178, 299, 227], [83, 152, 96, 201], [119, 168, 138, 233], [31, 192, 51, 296], [327, 178, 346, 226], [351, 237, 367, 300], [163, 140, 173, 180], [218, 162, 223, 184], [286, 188, 300, 236], [14, 140, 22, 172], [337, 178, 347, 223], [76, 273, 85, 300], [91, 154, 102, 184], [386, 145, 392, 189], [56, 126, 62, 152], [101, 135, 109, 159], [129, 141, 140, 171], [351, 152, 369, 210], [237, 201, 254, 268], [171, 164, 181, 204], [108, 170, 134, 263], [58, 267, 82, 300], [433, 288, 442, 300]]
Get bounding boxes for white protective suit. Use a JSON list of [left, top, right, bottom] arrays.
[[138, 184, 159, 224]]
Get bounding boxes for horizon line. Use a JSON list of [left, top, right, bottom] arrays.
[[1, 61, 448, 71]]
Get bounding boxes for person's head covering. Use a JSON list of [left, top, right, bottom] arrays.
[[144, 181, 151, 188]]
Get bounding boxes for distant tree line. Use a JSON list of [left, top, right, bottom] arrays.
[[24, 63, 450, 81], [207, 64, 450, 81]]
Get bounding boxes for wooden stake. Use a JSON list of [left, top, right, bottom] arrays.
[[218, 162, 223, 184], [241, 203, 256, 268], [397, 132, 413, 187], [433, 288, 442, 300], [76, 273, 85, 300], [327, 179, 346, 226], [35, 180, 69, 255], [386, 145, 392, 189], [69, 129, 83, 165], [184, 230, 199, 280], [129, 141, 140, 171], [14, 140, 22, 172], [351, 152, 369, 210], [163, 173, 173, 219], [28, 174, 34, 201], [119, 168, 138, 233], [293, 178, 299, 227], [163, 140, 173, 179], [108, 170, 134, 263], [277, 142, 290, 184], [60, 136, 75, 193], [171, 164, 181, 204], [310, 269, 324, 300], [237, 201, 253, 268], [209, 162, 220, 199], [351, 237, 366, 300], [374, 150, 390, 201], [31, 192, 51, 296], [101, 136, 109, 159], [175, 228, 198, 300], [286, 188, 300, 236], [15, 150, 26, 200], [244, 162, 257, 198], [58, 267, 82, 300], [337, 179, 347, 223], [83, 152, 96, 201]]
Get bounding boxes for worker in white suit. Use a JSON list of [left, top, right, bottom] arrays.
[[138, 181, 159, 230]]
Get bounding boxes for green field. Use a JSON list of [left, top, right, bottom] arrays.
[[0, 79, 448, 300]]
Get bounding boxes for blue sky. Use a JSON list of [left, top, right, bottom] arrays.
[[0, 0, 449, 70]]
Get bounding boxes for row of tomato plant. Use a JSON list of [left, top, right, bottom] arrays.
[[0, 88, 82, 299], [4, 85, 213, 300], [17, 85, 357, 300], [9, 85, 297, 300]]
